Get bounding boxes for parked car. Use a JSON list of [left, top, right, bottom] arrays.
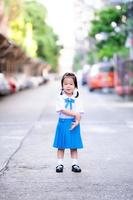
[[28, 76, 44, 87], [81, 64, 90, 85], [0, 73, 11, 96], [88, 62, 115, 91], [7, 77, 21, 93], [115, 60, 133, 96]]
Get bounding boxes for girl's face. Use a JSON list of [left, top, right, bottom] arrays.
[[63, 77, 75, 96]]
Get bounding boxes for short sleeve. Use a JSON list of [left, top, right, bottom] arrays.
[[56, 95, 64, 112], [75, 97, 84, 114]]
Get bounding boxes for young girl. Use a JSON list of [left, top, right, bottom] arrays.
[[53, 72, 84, 173]]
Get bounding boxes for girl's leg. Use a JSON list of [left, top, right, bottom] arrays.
[[70, 149, 78, 165], [70, 148, 78, 158], [70, 149, 81, 172], [56, 149, 64, 173], [57, 148, 65, 165]]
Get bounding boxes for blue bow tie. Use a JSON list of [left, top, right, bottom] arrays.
[[65, 98, 75, 110]]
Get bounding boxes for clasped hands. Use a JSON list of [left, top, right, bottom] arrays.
[[70, 112, 81, 130]]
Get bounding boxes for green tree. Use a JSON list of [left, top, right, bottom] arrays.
[[89, 6, 128, 60], [23, 1, 61, 71], [5, 0, 62, 72]]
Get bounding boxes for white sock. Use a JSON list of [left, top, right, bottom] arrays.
[[58, 159, 63, 165], [72, 159, 78, 166]]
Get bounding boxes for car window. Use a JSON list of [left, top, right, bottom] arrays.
[[100, 66, 114, 72], [90, 66, 99, 77]]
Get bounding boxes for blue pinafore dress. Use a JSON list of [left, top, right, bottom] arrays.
[[53, 94, 84, 149]]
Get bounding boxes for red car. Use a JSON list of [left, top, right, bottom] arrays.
[[115, 60, 133, 96], [88, 62, 115, 91]]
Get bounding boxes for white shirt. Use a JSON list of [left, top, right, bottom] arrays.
[[56, 93, 84, 119]]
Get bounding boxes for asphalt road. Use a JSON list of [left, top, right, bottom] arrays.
[[0, 77, 133, 200]]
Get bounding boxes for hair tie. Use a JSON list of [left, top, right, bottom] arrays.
[[73, 88, 79, 98], [60, 88, 64, 95]]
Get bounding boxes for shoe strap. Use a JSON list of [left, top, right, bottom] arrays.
[[73, 165, 80, 169], [56, 164, 63, 169]]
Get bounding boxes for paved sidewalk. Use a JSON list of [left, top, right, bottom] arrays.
[[0, 81, 133, 200]]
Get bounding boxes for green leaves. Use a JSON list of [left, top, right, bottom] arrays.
[[89, 6, 127, 61], [7, 0, 61, 72]]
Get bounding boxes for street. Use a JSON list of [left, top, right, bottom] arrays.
[[0, 77, 133, 200]]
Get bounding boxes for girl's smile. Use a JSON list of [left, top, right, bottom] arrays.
[[63, 77, 75, 96]]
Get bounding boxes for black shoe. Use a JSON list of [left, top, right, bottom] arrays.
[[72, 164, 81, 173], [56, 164, 64, 173]]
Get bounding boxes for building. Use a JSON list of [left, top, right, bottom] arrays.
[[73, 0, 108, 67]]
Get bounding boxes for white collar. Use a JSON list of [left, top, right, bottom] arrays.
[[62, 93, 75, 99]]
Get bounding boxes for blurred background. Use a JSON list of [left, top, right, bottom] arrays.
[[1, 2, 133, 198], [0, 0, 133, 98]]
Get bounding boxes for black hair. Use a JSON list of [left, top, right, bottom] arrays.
[[60, 72, 79, 98]]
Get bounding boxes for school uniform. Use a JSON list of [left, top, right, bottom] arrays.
[[53, 93, 84, 149]]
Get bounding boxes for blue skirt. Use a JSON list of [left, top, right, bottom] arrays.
[[53, 118, 83, 149]]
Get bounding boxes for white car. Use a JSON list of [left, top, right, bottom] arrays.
[[0, 73, 11, 95]]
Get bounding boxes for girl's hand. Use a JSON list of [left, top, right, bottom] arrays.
[[70, 112, 81, 130], [75, 113, 81, 122], [70, 120, 79, 130]]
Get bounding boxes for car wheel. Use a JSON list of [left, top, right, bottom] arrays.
[[89, 88, 94, 92]]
